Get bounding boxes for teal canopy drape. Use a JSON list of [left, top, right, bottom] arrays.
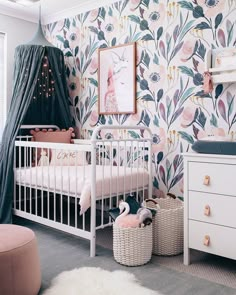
[[0, 44, 73, 223]]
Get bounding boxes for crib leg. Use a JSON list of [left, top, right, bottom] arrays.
[[90, 233, 96, 257]]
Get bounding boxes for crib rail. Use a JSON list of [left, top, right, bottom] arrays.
[[14, 125, 152, 257]]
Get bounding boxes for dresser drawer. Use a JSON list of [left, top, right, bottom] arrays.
[[189, 220, 236, 260], [188, 162, 236, 196], [189, 191, 236, 228]]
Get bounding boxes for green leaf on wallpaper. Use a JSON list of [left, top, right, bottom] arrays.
[[121, 0, 129, 12], [56, 35, 64, 43], [65, 19, 70, 30], [157, 152, 163, 164], [180, 87, 195, 105], [215, 13, 223, 29], [74, 96, 79, 107], [99, 115, 106, 125], [153, 115, 159, 127], [72, 67, 76, 77], [195, 22, 210, 30], [88, 26, 99, 35], [142, 34, 154, 41], [64, 40, 70, 49], [215, 84, 223, 99], [153, 0, 159, 3], [83, 11, 90, 23], [156, 27, 163, 40], [178, 1, 193, 11], [197, 41, 206, 59], [226, 20, 234, 46], [227, 92, 235, 116], [108, 116, 113, 125], [111, 37, 116, 46], [157, 89, 163, 102], [153, 177, 159, 189], [72, 18, 76, 27], [65, 51, 73, 57], [98, 31, 105, 40], [179, 20, 195, 41], [142, 94, 154, 101], [128, 15, 141, 24], [88, 78, 98, 87], [74, 46, 79, 56], [193, 6, 204, 18], [108, 6, 113, 16], [210, 114, 218, 127], [179, 66, 194, 77], [140, 20, 149, 31], [178, 131, 194, 144], [198, 109, 207, 128], [153, 53, 159, 65], [140, 79, 149, 90], [143, 52, 150, 68], [99, 7, 106, 20], [128, 131, 140, 139], [142, 0, 150, 8]]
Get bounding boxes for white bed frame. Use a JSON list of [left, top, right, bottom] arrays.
[[14, 125, 152, 257]]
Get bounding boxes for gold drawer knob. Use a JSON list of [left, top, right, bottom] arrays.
[[204, 205, 211, 216], [203, 175, 210, 186], [204, 235, 210, 246]]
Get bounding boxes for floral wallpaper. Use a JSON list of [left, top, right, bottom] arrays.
[[45, 0, 236, 199]]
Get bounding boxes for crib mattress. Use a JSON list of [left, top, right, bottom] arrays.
[[15, 165, 149, 214]]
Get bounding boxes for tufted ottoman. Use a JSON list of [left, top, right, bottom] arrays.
[[0, 224, 41, 295]]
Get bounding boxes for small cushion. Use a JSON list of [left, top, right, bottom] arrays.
[[192, 140, 236, 155], [50, 149, 87, 166]]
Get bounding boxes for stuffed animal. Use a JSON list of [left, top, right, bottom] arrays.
[[136, 207, 152, 227]]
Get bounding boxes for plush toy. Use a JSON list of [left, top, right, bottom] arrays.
[[115, 201, 140, 228], [136, 207, 152, 227], [115, 201, 153, 228], [38, 150, 49, 166]]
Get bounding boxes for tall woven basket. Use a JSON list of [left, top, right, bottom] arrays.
[[144, 198, 183, 256], [113, 223, 152, 266]]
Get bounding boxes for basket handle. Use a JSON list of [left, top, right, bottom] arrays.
[[145, 198, 159, 204]]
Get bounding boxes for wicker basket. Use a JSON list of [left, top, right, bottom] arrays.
[[113, 223, 152, 266], [144, 198, 183, 256]]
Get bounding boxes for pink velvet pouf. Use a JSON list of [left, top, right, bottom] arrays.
[[0, 224, 41, 295]]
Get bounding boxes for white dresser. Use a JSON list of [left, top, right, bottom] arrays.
[[183, 153, 236, 265]]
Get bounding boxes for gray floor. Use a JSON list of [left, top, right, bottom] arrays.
[[14, 217, 236, 295]]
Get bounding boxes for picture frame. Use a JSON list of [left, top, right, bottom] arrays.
[[98, 42, 136, 115]]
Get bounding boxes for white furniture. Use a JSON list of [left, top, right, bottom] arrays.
[[183, 153, 236, 265], [205, 48, 236, 84], [14, 125, 153, 257]]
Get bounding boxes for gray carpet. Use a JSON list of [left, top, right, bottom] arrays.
[[14, 217, 236, 295]]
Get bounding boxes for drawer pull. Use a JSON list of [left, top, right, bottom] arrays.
[[204, 235, 210, 246], [203, 175, 210, 186], [204, 205, 211, 216]]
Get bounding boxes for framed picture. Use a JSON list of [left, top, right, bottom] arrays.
[[98, 43, 136, 115]]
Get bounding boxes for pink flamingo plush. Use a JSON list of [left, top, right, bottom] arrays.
[[115, 201, 140, 228]]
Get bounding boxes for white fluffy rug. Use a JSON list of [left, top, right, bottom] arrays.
[[43, 267, 160, 295]]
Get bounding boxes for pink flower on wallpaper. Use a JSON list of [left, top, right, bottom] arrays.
[[180, 39, 196, 62], [143, 3, 165, 32], [197, 128, 226, 139], [89, 110, 99, 127], [197, 0, 225, 18], [67, 27, 80, 49], [180, 106, 197, 127], [100, 16, 119, 43], [88, 56, 98, 75], [89, 8, 99, 22], [143, 64, 166, 93], [152, 128, 166, 154], [68, 76, 80, 99], [129, 0, 142, 11]]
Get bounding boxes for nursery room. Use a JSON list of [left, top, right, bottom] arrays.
[[0, 0, 236, 294]]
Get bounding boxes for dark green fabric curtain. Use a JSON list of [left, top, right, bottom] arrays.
[[0, 45, 73, 223]]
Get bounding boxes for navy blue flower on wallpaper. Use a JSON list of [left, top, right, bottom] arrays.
[[45, 0, 236, 199]]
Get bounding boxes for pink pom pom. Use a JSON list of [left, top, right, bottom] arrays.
[[48, 129, 53, 132], [42, 129, 47, 132], [69, 127, 74, 131], [62, 129, 66, 132], [35, 128, 40, 132], [30, 130, 35, 135], [71, 133, 75, 137]]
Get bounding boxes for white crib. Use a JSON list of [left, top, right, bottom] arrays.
[[13, 125, 152, 257]]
